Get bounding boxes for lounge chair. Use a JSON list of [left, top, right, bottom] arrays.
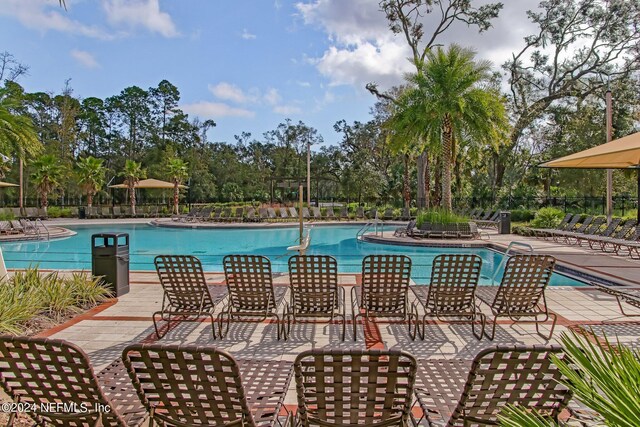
[[246, 207, 258, 222], [382, 208, 395, 220], [325, 207, 336, 220], [9, 220, 24, 234], [578, 217, 621, 247], [301, 207, 310, 219], [549, 215, 593, 242], [475, 211, 501, 229], [413, 346, 572, 426], [259, 208, 269, 221], [19, 218, 38, 235], [233, 206, 245, 222], [411, 254, 485, 340], [590, 219, 636, 252], [351, 254, 414, 340], [564, 216, 606, 245], [410, 222, 431, 239], [112, 205, 124, 218], [532, 213, 579, 239], [400, 207, 411, 220], [122, 344, 292, 427], [153, 255, 228, 339], [605, 226, 640, 257], [339, 206, 349, 220], [311, 207, 322, 220], [172, 206, 199, 222], [0, 220, 19, 234], [284, 255, 346, 340], [591, 282, 640, 316], [210, 207, 224, 221], [0, 335, 147, 427], [367, 208, 378, 219], [86, 206, 100, 218], [195, 205, 214, 221], [220, 255, 287, 339], [293, 349, 417, 427], [477, 254, 557, 340], [267, 207, 279, 221], [458, 222, 481, 239], [279, 207, 290, 221], [393, 219, 416, 237], [289, 207, 299, 219], [355, 206, 365, 220]]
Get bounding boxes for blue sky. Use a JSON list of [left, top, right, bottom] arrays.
[[0, 0, 539, 147]]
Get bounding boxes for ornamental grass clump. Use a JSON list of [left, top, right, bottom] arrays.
[[0, 267, 111, 335], [499, 330, 640, 427], [416, 208, 468, 227], [529, 207, 565, 229]]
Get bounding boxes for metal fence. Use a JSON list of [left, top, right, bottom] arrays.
[[452, 196, 639, 216]]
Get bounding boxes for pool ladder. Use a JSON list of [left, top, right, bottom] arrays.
[[356, 212, 383, 241], [491, 241, 534, 284]]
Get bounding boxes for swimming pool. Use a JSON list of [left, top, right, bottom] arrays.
[[0, 224, 585, 286]]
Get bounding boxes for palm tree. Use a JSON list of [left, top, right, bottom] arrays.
[[395, 44, 509, 210], [120, 159, 145, 216], [0, 88, 43, 213], [76, 156, 106, 208], [30, 154, 65, 215], [166, 158, 188, 215]]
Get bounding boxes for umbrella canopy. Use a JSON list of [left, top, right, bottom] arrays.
[[540, 131, 640, 169], [0, 181, 18, 188], [109, 178, 187, 189], [540, 131, 640, 222]]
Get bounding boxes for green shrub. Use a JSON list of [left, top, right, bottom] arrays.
[[416, 208, 468, 227], [510, 209, 535, 222], [46, 206, 73, 218], [0, 267, 111, 335], [529, 207, 565, 229], [0, 210, 15, 220]]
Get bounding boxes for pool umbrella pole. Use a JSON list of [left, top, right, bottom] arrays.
[[299, 184, 304, 255]]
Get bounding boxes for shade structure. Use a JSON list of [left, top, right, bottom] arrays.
[[540, 131, 640, 222], [0, 181, 18, 188], [109, 178, 187, 189]]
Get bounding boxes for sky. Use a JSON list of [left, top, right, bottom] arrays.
[[0, 0, 541, 148]]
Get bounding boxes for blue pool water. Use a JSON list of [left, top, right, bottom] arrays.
[[0, 224, 585, 286]]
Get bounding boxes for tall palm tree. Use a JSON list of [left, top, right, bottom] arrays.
[[395, 44, 509, 210], [120, 159, 145, 216], [76, 156, 106, 208], [30, 154, 65, 215], [166, 158, 188, 215], [0, 88, 43, 213]]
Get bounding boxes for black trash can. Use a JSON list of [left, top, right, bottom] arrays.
[[78, 206, 86, 219], [499, 211, 511, 234], [91, 233, 129, 296]]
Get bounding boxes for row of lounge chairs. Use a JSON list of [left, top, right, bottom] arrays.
[[396, 220, 483, 239], [153, 253, 558, 342], [0, 207, 48, 220], [0, 335, 576, 426], [0, 219, 40, 236], [531, 214, 640, 258], [173, 205, 413, 223]]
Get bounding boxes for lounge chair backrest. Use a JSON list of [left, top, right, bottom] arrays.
[[288, 255, 338, 312], [235, 207, 244, 218], [267, 207, 277, 218], [492, 255, 555, 312], [154, 255, 216, 311], [340, 207, 349, 218], [450, 346, 571, 425], [221, 207, 232, 218], [223, 255, 276, 311], [113, 205, 122, 216], [401, 207, 410, 220], [489, 211, 501, 221], [355, 207, 364, 218], [325, 207, 335, 218], [384, 208, 394, 218], [0, 336, 127, 426], [289, 207, 299, 218], [574, 216, 594, 233], [294, 349, 416, 427], [612, 219, 636, 239], [312, 207, 321, 218], [302, 207, 310, 218], [246, 207, 256, 219], [0, 220, 11, 232], [280, 207, 289, 218], [480, 210, 493, 220], [561, 214, 582, 231], [582, 216, 605, 234], [598, 217, 622, 237], [556, 213, 573, 229], [361, 255, 411, 312], [122, 344, 255, 427], [427, 254, 482, 312], [259, 208, 269, 219], [368, 208, 378, 219]]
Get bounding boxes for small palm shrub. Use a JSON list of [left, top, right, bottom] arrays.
[[0, 268, 111, 335], [499, 330, 640, 426], [416, 208, 468, 227], [529, 207, 565, 229], [510, 209, 535, 223]]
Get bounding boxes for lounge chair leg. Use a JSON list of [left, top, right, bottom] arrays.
[[152, 311, 168, 339], [484, 316, 498, 340], [472, 313, 486, 340], [208, 313, 217, 339], [616, 296, 640, 317], [352, 313, 360, 341], [341, 317, 346, 342], [535, 313, 557, 340], [408, 304, 419, 341]]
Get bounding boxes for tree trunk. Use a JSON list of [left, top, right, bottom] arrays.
[[129, 185, 136, 216], [402, 154, 410, 209], [173, 183, 180, 215], [416, 151, 428, 208], [433, 155, 441, 207], [87, 191, 94, 208], [441, 116, 453, 211], [424, 154, 430, 209], [41, 189, 48, 214]]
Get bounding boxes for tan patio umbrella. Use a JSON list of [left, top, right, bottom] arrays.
[[540, 131, 640, 222], [108, 178, 187, 189], [0, 181, 18, 187]]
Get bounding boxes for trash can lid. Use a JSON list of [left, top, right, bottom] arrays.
[[92, 232, 129, 238]]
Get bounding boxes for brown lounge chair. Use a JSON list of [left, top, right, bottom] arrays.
[[284, 255, 346, 340], [293, 349, 417, 427], [0, 335, 147, 427], [477, 254, 557, 340], [122, 343, 292, 427], [153, 255, 228, 339], [591, 282, 640, 316], [411, 254, 485, 340], [413, 346, 572, 426], [351, 254, 415, 340], [220, 255, 287, 339]]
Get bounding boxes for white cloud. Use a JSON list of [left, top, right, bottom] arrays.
[[102, 0, 179, 38], [263, 88, 281, 106], [296, 81, 311, 87], [181, 101, 254, 118], [0, 0, 111, 39], [70, 49, 100, 68], [273, 104, 301, 115], [208, 82, 254, 104], [241, 28, 256, 40]]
